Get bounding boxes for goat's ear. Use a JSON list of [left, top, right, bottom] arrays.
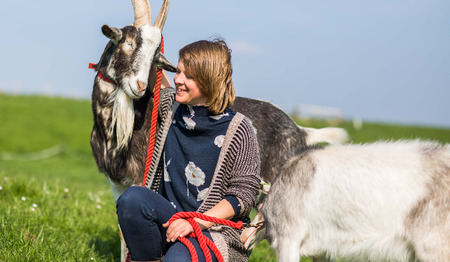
[[101, 25, 123, 44], [154, 52, 177, 72]]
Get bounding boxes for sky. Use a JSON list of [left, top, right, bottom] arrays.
[[1, 0, 449, 128]]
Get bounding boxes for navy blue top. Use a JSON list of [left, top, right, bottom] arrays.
[[161, 104, 241, 215]]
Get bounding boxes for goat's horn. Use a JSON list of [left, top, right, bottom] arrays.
[[153, 0, 170, 30], [131, 0, 151, 28]]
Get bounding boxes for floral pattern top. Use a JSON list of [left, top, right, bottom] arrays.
[[161, 104, 236, 212]]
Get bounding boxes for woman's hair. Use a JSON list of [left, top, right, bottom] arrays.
[[179, 38, 235, 114]]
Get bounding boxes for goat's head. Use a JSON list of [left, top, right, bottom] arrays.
[[92, 0, 176, 151], [95, 0, 175, 99]]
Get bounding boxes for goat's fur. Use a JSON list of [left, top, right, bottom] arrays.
[[231, 97, 348, 183], [261, 140, 449, 262]]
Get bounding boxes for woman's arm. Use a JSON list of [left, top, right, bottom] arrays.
[[195, 198, 235, 229], [224, 117, 261, 216]]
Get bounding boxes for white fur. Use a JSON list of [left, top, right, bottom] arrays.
[[299, 142, 429, 260], [109, 89, 134, 150], [242, 125, 348, 250], [302, 126, 349, 146], [108, 177, 132, 202], [264, 140, 449, 262]]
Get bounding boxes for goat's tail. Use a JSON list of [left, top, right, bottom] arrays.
[[300, 126, 349, 146]]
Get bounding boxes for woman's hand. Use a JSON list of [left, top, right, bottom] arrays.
[[162, 219, 194, 242], [162, 200, 236, 242]]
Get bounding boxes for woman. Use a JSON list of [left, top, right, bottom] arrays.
[[116, 39, 261, 262]]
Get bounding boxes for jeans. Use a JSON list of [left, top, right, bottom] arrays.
[[116, 186, 217, 262]]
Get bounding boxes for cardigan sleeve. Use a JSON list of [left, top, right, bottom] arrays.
[[225, 117, 261, 217]]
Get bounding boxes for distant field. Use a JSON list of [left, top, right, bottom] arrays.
[[0, 94, 448, 261]]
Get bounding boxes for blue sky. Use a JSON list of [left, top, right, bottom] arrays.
[[1, 0, 449, 127]]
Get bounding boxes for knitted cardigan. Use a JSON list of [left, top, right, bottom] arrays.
[[144, 88, 261, 262]]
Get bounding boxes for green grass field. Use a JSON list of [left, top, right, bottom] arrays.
[[1, 94, 449, 261]]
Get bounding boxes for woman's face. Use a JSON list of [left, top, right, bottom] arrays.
[[173, 60, 208, 106]]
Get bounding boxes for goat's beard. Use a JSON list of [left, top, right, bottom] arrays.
[[109, 89, 134, 151]]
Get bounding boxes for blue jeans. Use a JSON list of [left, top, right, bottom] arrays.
[[116, 186, 217, 262]]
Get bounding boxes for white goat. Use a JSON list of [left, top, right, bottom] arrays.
[[261, 140, 449, 262]]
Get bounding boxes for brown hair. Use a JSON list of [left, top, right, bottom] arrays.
[[179, 39, 235, 114]]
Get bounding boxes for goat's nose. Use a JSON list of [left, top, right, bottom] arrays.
[[137, 80, 147, 92]]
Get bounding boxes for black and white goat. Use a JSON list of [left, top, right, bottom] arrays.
[[90, 0, 175, 200], [261, 140, 449, 262]]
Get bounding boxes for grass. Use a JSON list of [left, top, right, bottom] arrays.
[[0, 176, 119, 261], [0, 93, 449, 261]]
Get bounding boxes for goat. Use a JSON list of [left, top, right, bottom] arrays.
[[261, 140, 449, 262], [90, 0, 175, 200]]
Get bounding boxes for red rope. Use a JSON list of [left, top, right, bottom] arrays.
[[167, 212, 244, 262], [142, 35, 164, 187]]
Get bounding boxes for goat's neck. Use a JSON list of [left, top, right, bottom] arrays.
[[91, 71, 156, 186], [92, 79, 134, 151]]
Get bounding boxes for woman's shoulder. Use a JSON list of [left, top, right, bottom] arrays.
[[230, 111, 255, 132], [225, 111, 258, 146]]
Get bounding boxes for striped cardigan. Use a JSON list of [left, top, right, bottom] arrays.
[[144, 88, 261, 261]]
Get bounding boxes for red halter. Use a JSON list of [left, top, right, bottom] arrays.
[[88, 63, 116, 84]]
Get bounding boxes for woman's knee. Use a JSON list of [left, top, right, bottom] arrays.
[[116, 186, 153, 220], [117, 186, 175, 224]]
